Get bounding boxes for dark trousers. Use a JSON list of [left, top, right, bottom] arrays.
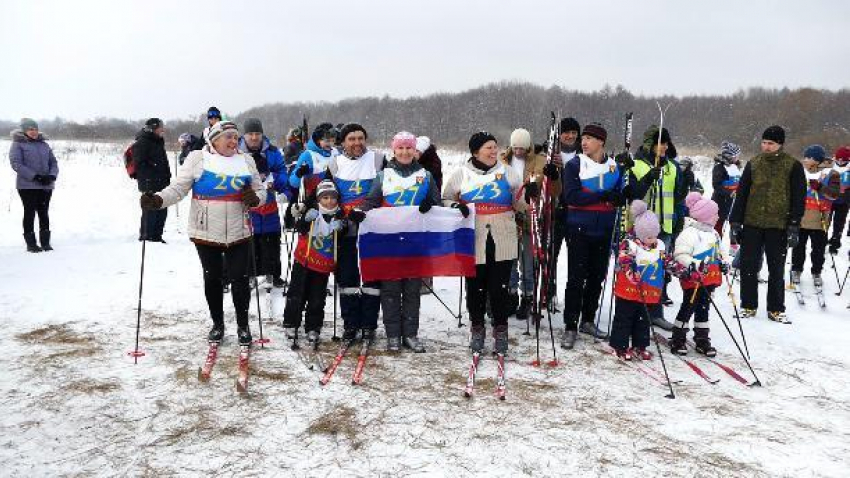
[[548, 213, 567, 297], [195, 242, 252, 328], [829, 202, 849, 244], [739, 226, 787, 313], [337, 235, 381, 330], [282, 262, 329, 333], [466, 233, 512, 328], [253, 233, 282, 278], [792, 228, 828, 275], [563, 229, 611, 330], [609, 298, 651, 350], [18, 189, 52, 234], [674, 286, 714, 328], [381, 279, 422, 338], [140, 208, 167, 241]]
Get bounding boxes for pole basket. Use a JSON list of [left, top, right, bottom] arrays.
[[254, 338, 271, 346]]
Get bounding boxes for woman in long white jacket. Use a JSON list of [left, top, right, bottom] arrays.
[[140, 121, 266, 346]]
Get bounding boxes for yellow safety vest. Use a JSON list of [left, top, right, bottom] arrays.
[[631, 160, 678, 234]]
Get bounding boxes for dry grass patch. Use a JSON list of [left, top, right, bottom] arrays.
[[305, 405, 363, 449], [16, 324, 92, 345]]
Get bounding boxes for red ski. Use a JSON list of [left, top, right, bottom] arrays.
[[351, 342, 370, 385], [320, 342, 351, 386], [235, 345, 251, 394], [197, 342, 220, 382], [495, 353, 506, 400], [463, 352, 481, 398]]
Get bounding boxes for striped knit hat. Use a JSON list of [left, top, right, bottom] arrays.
[[206, 121, 238, 144]]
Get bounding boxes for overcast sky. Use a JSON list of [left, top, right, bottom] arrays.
[[2, 0, 848, 122]]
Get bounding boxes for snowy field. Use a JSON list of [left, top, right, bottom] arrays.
[[1, 141, 849, 477]]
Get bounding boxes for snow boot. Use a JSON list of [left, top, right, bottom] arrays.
[[39, 230, 53, 251], [740, 308, 757, 319], [694, 329, 716, 357], [768, 310, 792, 324], [361, 328, 376, 348], [669, 327, 688, 355], [208, 323, 224, 343], [470, 325, 485, 353], [652, 316, 675, 331], [306, 330, 320, 348], [24, 232, 42, 253], [813, 274, 824, 289], [560, 329, 577, 350], [578, 321, 608, 339], [615, 348, 633, 361], [493, 324, 509, 355], [237, 326, 253, 346], [342, 328, 359, 344], [403, 336, 426, 353], [790, 270, 801, 286], [635, 347, 653, 361], [386, 336, 401, 352], [828, 239, 840, 255]]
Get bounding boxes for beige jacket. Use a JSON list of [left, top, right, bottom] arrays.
[[158, 148, 267, 247], [442, 158, 526, 264]]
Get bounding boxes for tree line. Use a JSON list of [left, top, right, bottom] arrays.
[[3, 82, 849, 157]]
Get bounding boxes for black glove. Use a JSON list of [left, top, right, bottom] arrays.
[[348, 209, 366, 223], [644, 166, 662, 182], [33, 174, 46, 184], [598, 190, 625, 207], [241, 185, 260, 208], [615, 152, 634, 170], [140, 192, 163, 210], [542, 164, 560, 180], [334, 209, 346, 220], [295, 219, 311, 235], [730, 223, 743, 243], [787, 223, 800, 249], [418, 197, 432, 214], [295, 163, 310, 178], [40, 174, 56, 185], [524, 182, 540, 202], [720, 262, 730, 274], [451, 202, 470, 218]]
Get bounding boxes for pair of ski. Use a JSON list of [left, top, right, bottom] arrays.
[[292, 339, 326, 374], [788, 282, 826, 308], [653, 333, 749, 385], [463, 352, 506, 400], [598, 345, 678, 386], [197, 342, 251, 394], [319, 340, 370, 386]]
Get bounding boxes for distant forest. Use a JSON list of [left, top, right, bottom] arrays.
[[3, 82, 849, 157]]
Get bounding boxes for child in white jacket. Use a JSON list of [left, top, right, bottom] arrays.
[[671, 192, 730, 357]]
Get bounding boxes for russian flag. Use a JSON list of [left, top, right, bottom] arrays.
[[358, 206, 476, 282]]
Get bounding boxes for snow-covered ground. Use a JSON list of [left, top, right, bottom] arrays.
[[1, 141, 849, 477]]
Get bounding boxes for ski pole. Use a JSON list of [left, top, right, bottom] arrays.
[[829, 251, 841, 289], [129, 202, 150, 363], [244, 199, 269, 348], [332, 229, 340, 341], [420, 278, 460, 322], [706, 293, 762, 386], [457, 277, 465, 328], [838, 263, 850, 297], [636, 276, 675, 399], [595, 206, 621, 343], [519, 231, 531, 336], [724, 271, 751, 360]]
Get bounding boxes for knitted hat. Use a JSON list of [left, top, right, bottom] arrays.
[[311, 122, 336, 143], [145, 118, 163, 130], [631, 200, 660, 242], [642, 125, 671, 151], [582, 123, 607, 143], [509, 128, 532, 149], [835, 146, 850, 163], [207, 120, 238, 144], [469, 131, 497, 154], [316, 179, 339, 199], [391, 131, 417, 150], [339, 123, 368, 141], [762, 125, 785, 145], [720, 140, 741, 159], [803, 144, 827, 163], [243, 118, 263, 134], [415, 136, 431, 153], [685, 191, 719, 226], [560, 117, 580, 133], [207, 106, 222, 119], [20, 118, 38, 131]]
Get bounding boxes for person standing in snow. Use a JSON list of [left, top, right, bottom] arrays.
[[789, 145, 841, 289], [360, 131, 441, 353], [283, 126, 306, 166], [670, 192, 730, 357], [9, 118, 58, 252], [328, 123, 386, 346], [828, 146, 850, 254], [549, 117, 582, 300], [560, 123, 628, 348], [240, 118, 289, 289], [289, 122, 337, 198], [442, 132, 526, 355], [710, 141, 742, 240], [500, 128, 560, 321], [133, 118, 171, 243], [140, 121, 266, 345], [729, 125, 806, 324]]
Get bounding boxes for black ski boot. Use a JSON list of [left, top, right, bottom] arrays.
[[493, 324, 509, 355], [403, 335, 426, 353], [208, 323, 224, 343], [39, 230, 53, 251], [24, 232, 42, 253], [470, 325, 485, 353], [272, 276, 286, 288], [694, 329, 716, 357], [669, 327, 688, 355], [361, 328, 376, 348], [342, 328, 359, 344], [237, 326, 253, 346]]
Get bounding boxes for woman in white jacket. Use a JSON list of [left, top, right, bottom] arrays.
[[140, 121, 266, 346]]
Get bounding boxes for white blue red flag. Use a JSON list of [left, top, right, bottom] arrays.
[[357, 206, 476, 282]]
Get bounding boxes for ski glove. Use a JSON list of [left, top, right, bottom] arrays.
[[787, 223, 800, 248], [139, 192, 163, 210], [32, 174, 46, 184], [451, 202, 470, 218], [524, 182, 540, 202], [348, 209, 367, 224], [542, 163, 560, 180], [643, 167, 662, 182], [241, 186, 260, 208], [730, 223, 743, 243], [419, 196, 433, 214], [295, 163, 311, 178], [615, 152, 634, 170], [303, 209, 319, 222], [720, 262, 730, 275], [599, 190, 625, 207]]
